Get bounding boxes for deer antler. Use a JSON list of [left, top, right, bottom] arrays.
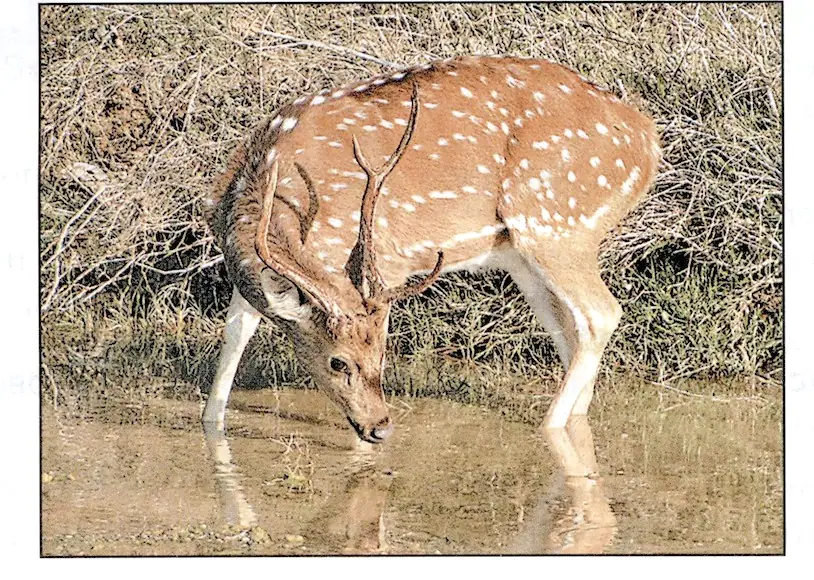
[[256, 160, 346, 323], [346, 81, 445, 308], [272, 163, 320, 245]]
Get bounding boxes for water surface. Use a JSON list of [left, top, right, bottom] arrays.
[[41, 382, 782, 555]]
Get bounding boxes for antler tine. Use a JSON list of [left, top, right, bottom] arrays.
[[347, 81, 445, 306], [256, 160, 344, 321], [348, 82, 421, 303], [384, 250, 445, 303]]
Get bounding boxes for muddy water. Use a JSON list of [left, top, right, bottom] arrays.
[[41, 384, 782, 555]]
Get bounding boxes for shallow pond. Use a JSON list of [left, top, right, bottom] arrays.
[[41, 383, 782, 555]]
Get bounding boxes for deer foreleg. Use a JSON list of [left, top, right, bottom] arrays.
[[202, 288, 261, 429]]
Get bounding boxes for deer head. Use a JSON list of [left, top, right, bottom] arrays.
[[254, 83, 443, 443]]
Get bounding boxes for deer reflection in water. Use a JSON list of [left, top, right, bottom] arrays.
[[202, 422, 258, 529], [201, 411, 614, 554], [511, 416, 617, 554]]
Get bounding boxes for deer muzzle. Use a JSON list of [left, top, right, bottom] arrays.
[[348, 415, 394, 444]]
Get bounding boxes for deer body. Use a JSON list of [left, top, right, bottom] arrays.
[[203, 56, 660, 442]]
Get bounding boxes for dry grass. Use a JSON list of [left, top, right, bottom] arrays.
[[40, 4, 782, 407]]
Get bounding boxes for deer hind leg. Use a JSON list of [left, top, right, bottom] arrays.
[[504, 250, 575, 371], [514, 251, 622, 429], [202, 287, 261, 429]]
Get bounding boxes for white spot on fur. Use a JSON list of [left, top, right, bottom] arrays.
[[477, 164, 490, 174], [281, 118, 298, 132], [596, 123, 609, 135], [621, 166, 642, 195], [506, 74, 525, 88], [579, 206, 610, 229], [532, 141, 549, 150], [429, 190, 457, 199], [441, 224, 504, 248], [590, 157, 601, 168], [460, 87, 474, 98]]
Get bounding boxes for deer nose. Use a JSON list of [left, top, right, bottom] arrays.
[[370, 416, 394, 442]]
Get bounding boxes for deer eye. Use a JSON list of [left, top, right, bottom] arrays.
[[330, 357, 349, 373]]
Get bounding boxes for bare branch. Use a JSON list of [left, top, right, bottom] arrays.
[[257, 31, 403, 69]]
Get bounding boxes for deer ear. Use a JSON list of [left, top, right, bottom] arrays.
[[259, 272, 313, 323]]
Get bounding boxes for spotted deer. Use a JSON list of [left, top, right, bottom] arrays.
[[203, 56, 660, 443]]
